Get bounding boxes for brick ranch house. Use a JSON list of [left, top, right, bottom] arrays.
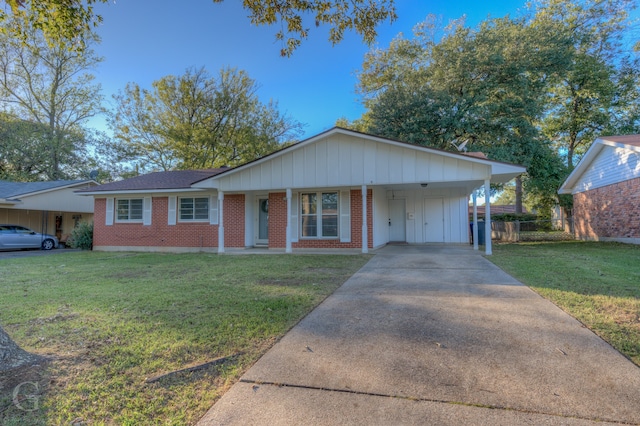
[[559, 134, 640, 245], [77, 128, 525, 255]]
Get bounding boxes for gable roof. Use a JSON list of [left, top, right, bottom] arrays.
[[202, 127, 525, 193], [0, 180, 95, 201], [79, 128, 526, 196], [210, 127, 524, 180], [76, 169, 228, 195], [559, 134, 640, 194]]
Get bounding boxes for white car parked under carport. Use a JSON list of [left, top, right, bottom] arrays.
[[0, 225, 59, 250]]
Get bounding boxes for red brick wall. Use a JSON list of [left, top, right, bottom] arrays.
[[223, 194, 245, 247], [268, 192, 287, 248], [573, 177, 640, 239], [93, 195, 245, 249]]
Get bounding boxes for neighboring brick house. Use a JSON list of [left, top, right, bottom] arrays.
[[77, 128, 525, 254], [559, 134, 640, 245]]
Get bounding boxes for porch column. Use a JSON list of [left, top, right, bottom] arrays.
[[484, 179, 492, 255], [472, 191, 479, 251], [361, 185, 368, 254], [286, 188, 292, 253], [218, 191, 224, 254]]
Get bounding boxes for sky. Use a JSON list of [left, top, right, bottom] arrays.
[[89, 0, 533, 139]]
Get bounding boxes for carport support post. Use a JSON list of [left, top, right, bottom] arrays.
[[362, 185, 368, 254], [484, 179, 492, 255], [285, 188, 292, 253], [472, 191, 479, 251], [218, 191, 224, 254]]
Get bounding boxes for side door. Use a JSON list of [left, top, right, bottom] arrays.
[[423, 198, 445, 243], [388, 199, 406, 242]]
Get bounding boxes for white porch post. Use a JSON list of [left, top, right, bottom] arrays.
[[218, 191, 225, 254], [286, 188, 292, 253], [484, 179, 492, 255], [361, 185, 368, 254], [472, 191, 479, 251]]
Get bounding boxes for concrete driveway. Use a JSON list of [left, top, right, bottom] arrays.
[[198, 244, 640, 425]]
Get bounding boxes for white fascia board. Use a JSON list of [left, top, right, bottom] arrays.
[[0, 198, 20, 205], [558, 140, 606, 194], [16, 180, 98, 198]]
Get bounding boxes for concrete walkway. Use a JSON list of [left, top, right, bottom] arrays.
[[198, 245, 640, 425]]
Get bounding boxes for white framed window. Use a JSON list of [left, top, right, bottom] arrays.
[[179, 197, 209, 221], [116, 198, 143, 222], [300, 192, 339, 238]]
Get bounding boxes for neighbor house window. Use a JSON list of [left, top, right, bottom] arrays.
[[116, 199, 143, 221], [179, 197, 209, 221], [300, 192, 338, 238]]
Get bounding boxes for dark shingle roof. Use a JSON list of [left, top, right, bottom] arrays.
[[0, 180, 89, 199], [77, 169, 227, 193]]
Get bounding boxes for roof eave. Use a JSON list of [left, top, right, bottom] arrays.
[[77, 187, 214, 196]]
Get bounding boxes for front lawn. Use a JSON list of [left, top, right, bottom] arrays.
[[489, 241, 640, 366], [0, 252, 370, 425]]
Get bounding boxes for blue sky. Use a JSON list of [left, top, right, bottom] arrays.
[[90, 1, 531, 139]]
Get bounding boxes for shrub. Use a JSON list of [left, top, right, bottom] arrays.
[[490, 213, 538, 222], [68, 221, 93, 250]]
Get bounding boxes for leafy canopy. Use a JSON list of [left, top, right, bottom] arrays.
[[1, 0, 396, 56], [108, 67, 303, 173]]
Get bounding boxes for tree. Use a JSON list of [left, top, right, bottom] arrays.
[[1, 0, 396, 56], [0, 16, 104, 180], [108, 67, 303, 172], [530, 0, 640, 168], [1, 326, 44, 372], [358, 16, 571, 212]]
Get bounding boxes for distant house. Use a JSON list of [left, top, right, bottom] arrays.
[[77, 128, 525, 254], [0, 180, 97, 243], [559, 134, 640, 244]]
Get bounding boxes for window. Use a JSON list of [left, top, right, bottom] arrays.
[[116, 199, 143, 221], [301, 192, 338, 238], [179, 197, 209, 221]]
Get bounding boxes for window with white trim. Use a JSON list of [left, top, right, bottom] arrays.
[[301, 192, 338, 238], [179, 197, 209, 221], [116, 199, 143, 221]]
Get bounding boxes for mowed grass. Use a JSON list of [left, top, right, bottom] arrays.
[[0, 251, 371, 425], [489, 241, 640, 366]]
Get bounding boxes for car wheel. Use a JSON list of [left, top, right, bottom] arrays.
[[41, 239, 55, 250]]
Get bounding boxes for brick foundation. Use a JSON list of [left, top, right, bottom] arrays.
[[573, 177, 640, 239]]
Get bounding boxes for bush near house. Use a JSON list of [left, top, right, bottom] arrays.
[[67, 221, 93, 250]]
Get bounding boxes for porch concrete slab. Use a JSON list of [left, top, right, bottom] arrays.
[[198, 245, 640, 425]]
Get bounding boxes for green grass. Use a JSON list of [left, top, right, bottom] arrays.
[[0, 251, 371, 425], [488, 241, 640, 366]]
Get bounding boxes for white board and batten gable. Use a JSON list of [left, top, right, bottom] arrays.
[[559, 135, 640, 195], [194, 128, 525, 192]]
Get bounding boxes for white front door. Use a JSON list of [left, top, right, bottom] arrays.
[[423, 198, 445, 242], [388, 199, 406, 242], [255, 196, 269, 245]]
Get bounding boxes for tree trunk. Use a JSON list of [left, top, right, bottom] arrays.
[[515, 176, 523, 214], [0, 326, 44, 372]]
